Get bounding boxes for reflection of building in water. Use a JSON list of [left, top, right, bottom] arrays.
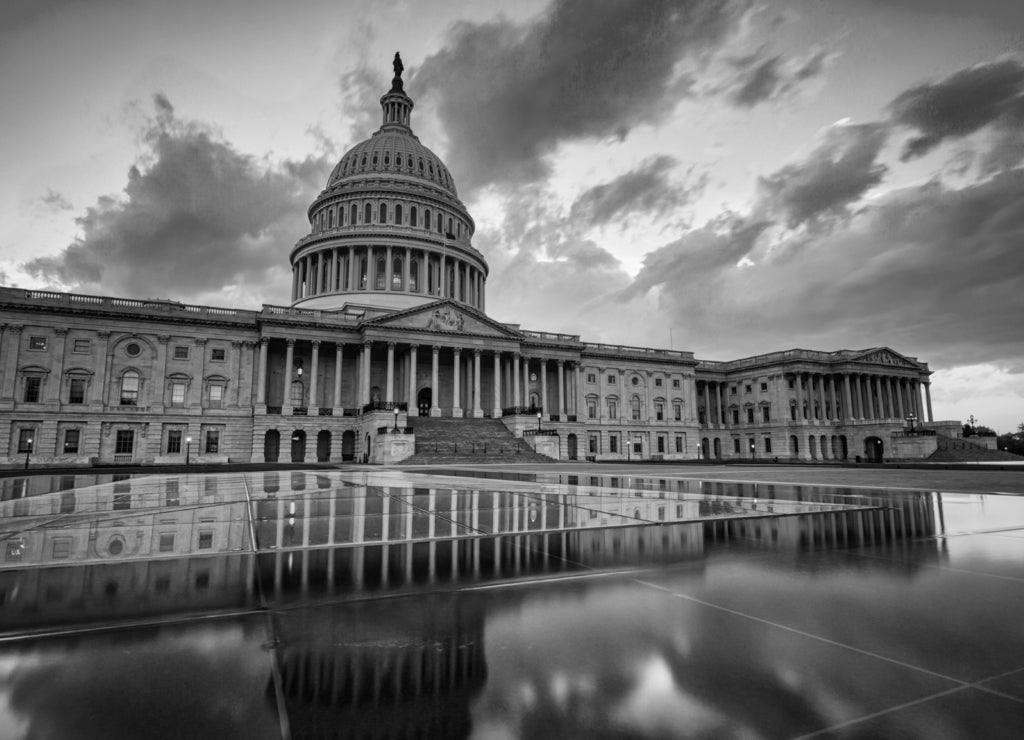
[[276, 597, 488, 739], [0, 471, 940, 632]]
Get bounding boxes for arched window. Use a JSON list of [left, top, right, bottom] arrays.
[[383, 152, 390, 166], [361, 154, 367, 167], [392, 257, 403, 289], [378, 202, 387, 224], [395, 203, 403, 225], [436, 213, 443, 233], [424, 208, 431, 230], [410, 205, 418, 227], [120, 371, 140, 406], [631, 396, 642, 420], [447, 217, 453, 235], [364, 203, 372, 224], [375, 256, 386, 289], [328, 210, 334, 228], [410, 259, 419, 291], [290, 380, 304, 406]]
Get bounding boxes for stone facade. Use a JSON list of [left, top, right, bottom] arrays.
[[0, 57, 944, 467]]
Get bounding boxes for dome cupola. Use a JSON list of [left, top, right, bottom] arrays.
[[289, 53, 487, 315]]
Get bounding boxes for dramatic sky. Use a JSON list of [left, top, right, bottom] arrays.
[[2, 0, 1023, 432]]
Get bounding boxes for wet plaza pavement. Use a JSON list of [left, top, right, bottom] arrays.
[[0, 465, 1022, 738]]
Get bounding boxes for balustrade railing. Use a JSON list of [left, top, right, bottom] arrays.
[[361, 401, 409, 413], [502, 405, 543, 417]]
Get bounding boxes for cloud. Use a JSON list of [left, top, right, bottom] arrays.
[[413, 0, 748, 194], [39, 188, 73, 211], [889, 57, 1024, 163], [756, 122, 889, 228], [568, 155, 704, 228], [24, 94, 332, 307], [615, 170, 1024, 369], [722, 44, 832, 108]]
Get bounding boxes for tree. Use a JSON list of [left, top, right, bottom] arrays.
[[996, 423, 1024, 456]]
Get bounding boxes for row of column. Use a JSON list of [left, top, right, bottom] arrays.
[[291, 246, 485, 311], [255, 339, 579, 417], [696, 372, 932, 427]]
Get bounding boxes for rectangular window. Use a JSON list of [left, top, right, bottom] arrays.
[[788, 379, 795, 389], [165, 478, 180, 507], [675, 435, 683, 453], [52, 539, 72, 559], [17, 429, 34, 453], [23, 376, 41, 403], [589, 435, 598, 454], [167, 430, 182, 454], [733, 438, 741, 453], [762, 407, 771, 422], [657, 436, 665, 453], [587, 373, 596, 384], [608, 400, 617, 419], [760, 382, 768, 392], [674, 404, 682, 421], [208, 385, 223, 408], [205, 430, 220, 454], [69, 378, 85, 403], [171, 382, 186, 405], [5, 542, 24, 562], [173, 345, 189, 360], [159, 534, 175, 552], [115, 430, 134, 454], [654, 378, 663, 387], [198, 532, 213, 549], [607, 374, 616, 385], [672, 379, 680, 389], [730, 386, 737, 395], [587, 400, 597, 419], [73, 339, 91, 353], [746, 408, 754, 424], [732, 409, 740, 425], [764, 437, 773, 453], [610, 435, 618, 453], [655, 403, 664, 421], [29, 336, 47, 350], [631, 402, 641, 421], [745, 384, 752, 393], [60, 492, 76, 513], [633, 437, 642, 455], [211, 347, 226, 361], [63, 429, 80, 454]]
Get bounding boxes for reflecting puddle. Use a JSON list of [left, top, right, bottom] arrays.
[[0, 469, 1019, 737]]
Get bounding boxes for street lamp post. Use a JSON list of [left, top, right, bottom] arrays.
[[393, 407, 399, 433], [186, 436, 192, 466], [536, 411, 542, 432], [24, 435, 33, 470], [906, 413, 917, 434]]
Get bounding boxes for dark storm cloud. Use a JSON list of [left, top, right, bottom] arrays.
[[756, 123, 888, 228], [568, 155, 704, 228], [618, 171, 1024, 369], [889, 58, 1024, 162], [413, 0, 747, 194], [728, 48, 830, 107], [24, 94, 332, 305], [39, 188, 73, 211]]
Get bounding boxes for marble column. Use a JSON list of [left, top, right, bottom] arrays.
[[334, 343, 344, 410], [408, 345, 418, 412], [256, 338, 269, 405], [362, 341, 372, 408], [472, 350, 483, 418], [386, 342, 395, 403], [452, 348, 462, 417], [817, 374, 826, 421], [925, 381, 933, 422], [540, 359, 548, 416], [557, 360, 566, 418], [715, 383, 723, 424], [513, 353, 521, 407], [492, 351, 502, 417], [309, 340, 320, 409], [283, 339, 295, 408], [430, 346, 441, 416], [843, 374, 853, 421]]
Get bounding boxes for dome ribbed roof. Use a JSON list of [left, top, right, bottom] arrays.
[[326, 132, 458, 197]]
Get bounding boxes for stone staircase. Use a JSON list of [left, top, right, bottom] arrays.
[[927, 433, 1022, 462], [400, 417, 554, 464]]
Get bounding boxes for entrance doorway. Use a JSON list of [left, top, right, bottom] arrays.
[[341, 430, 355, 461], [701, 438, 710, 459], [567, 434, 577, 460], [713, 438, 722, 459], [417, 387, 432, 416], [263, 430, 280, 462], [316, 430, 331, 462], [864, 436, 884, 462], [290, 430, 306, 462]]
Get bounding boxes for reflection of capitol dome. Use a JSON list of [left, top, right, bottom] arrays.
[[290, 53, 486, 315]]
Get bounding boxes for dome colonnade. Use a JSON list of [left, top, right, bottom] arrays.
[[290, 53, 486, 313]]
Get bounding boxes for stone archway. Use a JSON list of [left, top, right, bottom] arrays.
[[790, 435, 800, 458], [864, 436, 884, 462], [417, 387, 432, 416], [316, 430, 331, 462], [701, 437, 710, 459], [567, 433, 577, 460], [290, 430, 306, 462], [808, 435, 817, 460], [713, 438, 722, 459], [341, 430, 355, 461], [263, 430, 280, 463]]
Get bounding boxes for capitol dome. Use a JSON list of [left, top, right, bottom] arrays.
[[289, 53, 486, 315]]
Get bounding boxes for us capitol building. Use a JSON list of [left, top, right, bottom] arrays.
[[0, 55, 949, 468]]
